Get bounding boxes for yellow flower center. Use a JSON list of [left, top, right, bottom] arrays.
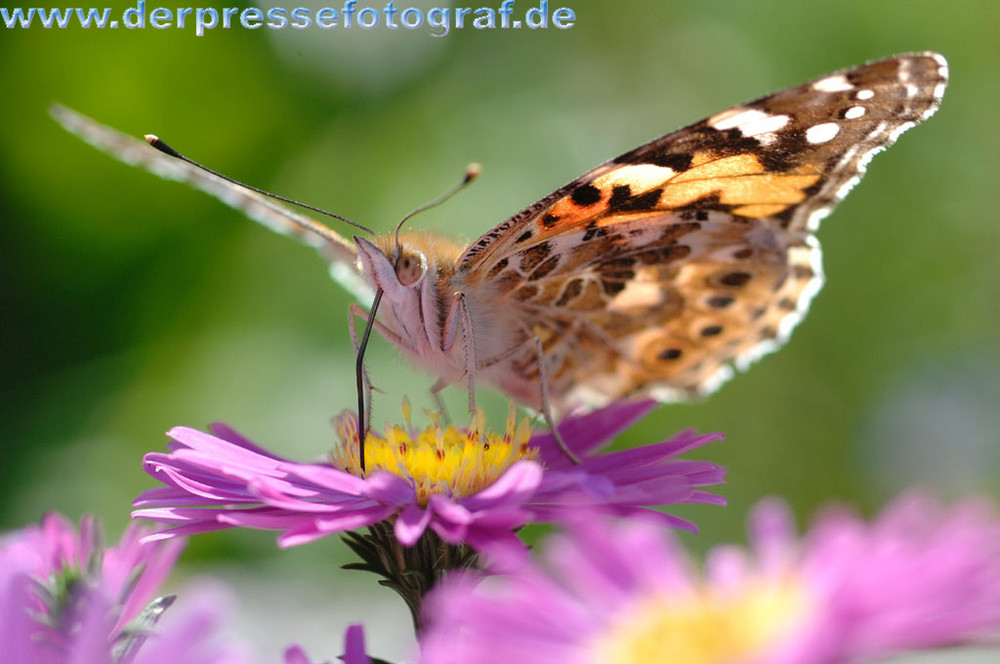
[[331, 401, 539, 506], [590, 576, 811, 664]]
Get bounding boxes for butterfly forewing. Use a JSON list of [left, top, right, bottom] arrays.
[[458, 53, 947, 408], [50, 104, 371, 302]]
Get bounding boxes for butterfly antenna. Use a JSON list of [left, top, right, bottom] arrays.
[[144, 135, 374, 236], [393, 162, 482, 253], [355, 287, 385, 474]]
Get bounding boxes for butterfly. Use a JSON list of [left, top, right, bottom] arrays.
[[53, 52, 948, 418]]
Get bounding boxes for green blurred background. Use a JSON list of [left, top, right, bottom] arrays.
[[2, 0, 998, 659]]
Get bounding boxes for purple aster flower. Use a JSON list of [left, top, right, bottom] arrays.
[[133, 400, 724, 554], [134, 400, 722, 629], [0, 513, 251, 663], [421, 494, 1000, 664]]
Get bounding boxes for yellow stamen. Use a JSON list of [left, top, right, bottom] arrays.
[[331, 404, 539, 506], [590, 577, 811, 664]]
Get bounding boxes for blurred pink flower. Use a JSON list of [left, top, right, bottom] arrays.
[[284, 624, 371, 664], [421, 495, 1000, 664], [0, 513, 250, 663]]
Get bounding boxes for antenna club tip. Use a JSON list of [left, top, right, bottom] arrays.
[[465, 162, 483, 181], [145, 135, 183, 159]]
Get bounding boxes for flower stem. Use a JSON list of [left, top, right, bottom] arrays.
[[342, 521, 481, 632]]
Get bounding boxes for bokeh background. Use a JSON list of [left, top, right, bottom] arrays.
[[2, 0, 998, 660]]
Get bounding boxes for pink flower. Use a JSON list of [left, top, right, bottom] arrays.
[[133, 400, 724, 556], [0, 513, 250, 663], [421, 495, 1000, 664]]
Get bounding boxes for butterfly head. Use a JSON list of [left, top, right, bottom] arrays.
[[355, 235, 432, 301]]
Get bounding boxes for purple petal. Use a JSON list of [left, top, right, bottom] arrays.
[[395, 503, 434, 546], [343, 624, 372, 664]]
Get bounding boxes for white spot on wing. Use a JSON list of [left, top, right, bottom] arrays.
[[844, 106, 866, 120], [855, 89, 875, 100], [709, 109, 790, 140], [709, 108, 769, 130], [741, 114, 790, 137], [805, 122, 840, 144], [812, 75, 854, 93], [755, 133, 778, 147]]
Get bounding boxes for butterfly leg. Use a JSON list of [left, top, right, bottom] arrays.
[[532, 336, 581, 465], [454, 292, 479, 415], [446, 294, 580, 462], [428, 378, 454, 426]]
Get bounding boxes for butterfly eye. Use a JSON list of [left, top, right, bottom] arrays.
[[394, 250, 426, 286]]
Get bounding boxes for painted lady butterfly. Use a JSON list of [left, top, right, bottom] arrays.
[[53, 52, 948, 416]]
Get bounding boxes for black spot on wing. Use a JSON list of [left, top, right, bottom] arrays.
[[602, 280, 627, 296], [487, 257, 509, 278], [519, 242, 551, 272], [792, 264, 816, 280], [759, 128, 810, 171], [720, 271, 752, 287], [677, 191, 729, 215], [695, 126, 762, 156], [598, 257, 636, 295], [614, 149, 693, 173], [608, 185, 632, 209], [678, 207, 713, 221], [582, 222, 609, 242], [600, 256, 636, 275], [635, 244, 692, 265], [555, 278, 584, 306], [570, 184, 602, 207], [529, 256, 561, 281], [708, 295, 735, 308], [658, 221, 702, 244], [614, 188, 663, 213]]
